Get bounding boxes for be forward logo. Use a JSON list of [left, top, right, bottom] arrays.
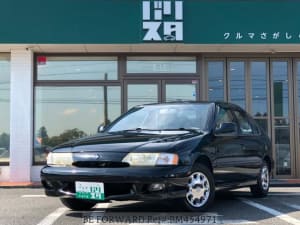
[[142, 0, 183, 41]]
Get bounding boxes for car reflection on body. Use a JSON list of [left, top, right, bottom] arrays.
[[41, 102, 273, 211]]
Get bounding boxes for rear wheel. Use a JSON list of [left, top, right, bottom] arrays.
[[60, 198, 96, 210], [183, 164, 215, 212], [250, 161, 270, 197]]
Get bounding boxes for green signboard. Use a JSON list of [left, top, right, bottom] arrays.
[[1, 0, 300, 44]]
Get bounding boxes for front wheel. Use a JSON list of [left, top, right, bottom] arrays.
[[60, 198, 97, 210], [250, 161, 270, 197], [183, 164, 215, 212]]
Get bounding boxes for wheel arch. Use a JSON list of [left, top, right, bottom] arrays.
[[194, 155, 213, 174], [263, 155, 272, 172]]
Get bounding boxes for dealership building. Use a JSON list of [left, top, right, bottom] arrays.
[[1, 0, 300, 182]]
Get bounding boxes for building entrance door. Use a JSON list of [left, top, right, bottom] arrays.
[[124, 79, 200, 110], [270, 60, 294, 177]]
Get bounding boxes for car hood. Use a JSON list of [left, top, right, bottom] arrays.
[[52, 131, 203, 154]]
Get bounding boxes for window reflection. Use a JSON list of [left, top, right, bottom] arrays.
[[0, 56, 10, 163], [208, 61, 224, 101], [37, 57, 118, 80], [298, 62, 300, 117], [34, 86, 120, 163], [254, 119, 268, 134], [275, 119, 291, 175], [251, 62, 267, 117], [127, 84, 158, 109], [272, 61, 291, 175], [297, 62, 300, 162], [127, 57, 196, 73], [166, 84, 196, 102], [107, 86, 121, 124], [229, 61, 245, 108], [273, 61, 289, 117]]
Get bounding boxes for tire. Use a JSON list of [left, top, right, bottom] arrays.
[[250, 161, 270, 197], [60, 198, 96, 210], [182, 163, 215, 212]]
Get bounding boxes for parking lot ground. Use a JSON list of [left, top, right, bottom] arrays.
[[0, 187, 300, 225]]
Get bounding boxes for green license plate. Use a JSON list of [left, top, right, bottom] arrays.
[[75, 181, 104, 200]]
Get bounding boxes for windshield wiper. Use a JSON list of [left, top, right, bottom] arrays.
[[109, 128, 204, 134], [108, 128, 161, 134], [161, 128, 204, 134]]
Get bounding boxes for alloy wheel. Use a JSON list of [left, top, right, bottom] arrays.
[[261, 166, 269, 190], [186, 172, 210, 208]]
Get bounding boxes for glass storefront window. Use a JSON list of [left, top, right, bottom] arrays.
[[207, 61, 224, 101], [251, 61, 267, 117], [272, 61, 291, 175], [127, 84, 158, 109], [107, 86, 121, 124], [250, 61, 268, 135], [37, 56, 118, 80], [296, 61, 300, 169], [273, 61, 289, 117], [165, 84, 196, 102], [254, 118, 268, 134], [275, 118, 291, 175], [0, 55, 10, 163], [127, 57, 196, 74], [229, 61, 246, 109], [297, 61, 300, 117], [34, 86, 120, 163]]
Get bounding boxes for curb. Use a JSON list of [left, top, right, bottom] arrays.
[[270, 179, 300, 187], [0, 182, 42, 188]]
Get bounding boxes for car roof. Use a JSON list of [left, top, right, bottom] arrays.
[[134, 101, 241, 109]]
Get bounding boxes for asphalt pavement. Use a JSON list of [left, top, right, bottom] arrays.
[[0, 187, 300, 225]]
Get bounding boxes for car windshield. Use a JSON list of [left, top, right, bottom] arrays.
[[107, 104, 211, 133]]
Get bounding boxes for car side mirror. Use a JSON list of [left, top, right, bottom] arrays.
[[97, 125, 105, 133], [214, 122, 238, 136]]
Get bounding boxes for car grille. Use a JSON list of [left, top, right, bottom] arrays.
[[72, 161, 130, 168]]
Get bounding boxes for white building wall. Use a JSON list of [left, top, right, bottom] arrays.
[[31, 166, 43, 182], [9, 49, 33, 182]]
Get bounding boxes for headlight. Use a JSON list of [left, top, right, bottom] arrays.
[[46, 152, 74, 167], [122, 153, 179, 166]]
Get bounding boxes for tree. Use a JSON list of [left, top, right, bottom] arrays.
[[37, 126, 49, 145], [38, 126, 49, 139], [46, 128, 87, 147]]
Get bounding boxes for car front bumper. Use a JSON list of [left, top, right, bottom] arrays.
[[41, 165, 192, 201]]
